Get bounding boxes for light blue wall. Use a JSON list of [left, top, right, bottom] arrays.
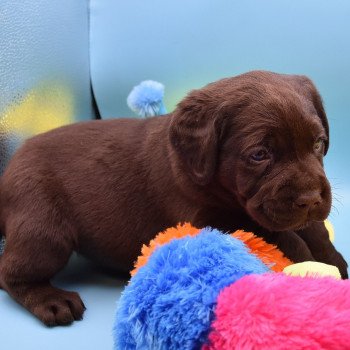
[[90, 0, 350, 261]]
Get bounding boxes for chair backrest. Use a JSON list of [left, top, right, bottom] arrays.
[[0, 0, 96, 173]]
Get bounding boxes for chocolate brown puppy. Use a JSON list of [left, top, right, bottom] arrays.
[[0, 71, 347, 326]]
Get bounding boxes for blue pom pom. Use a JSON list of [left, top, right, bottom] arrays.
[[127, 80, 167, 118], [113, 228, 269, 350]]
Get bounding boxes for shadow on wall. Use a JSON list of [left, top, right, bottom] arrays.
[[0, 81, 75, 173]]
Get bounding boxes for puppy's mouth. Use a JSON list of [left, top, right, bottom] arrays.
[[246, 200, 330, 232]]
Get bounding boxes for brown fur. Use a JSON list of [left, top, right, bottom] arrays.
[[0, 71, 347, 326]]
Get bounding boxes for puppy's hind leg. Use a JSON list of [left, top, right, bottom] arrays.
[[0, 215, 85, 326]]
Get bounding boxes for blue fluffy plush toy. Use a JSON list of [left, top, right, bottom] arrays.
[[114, 228, 268, 349]]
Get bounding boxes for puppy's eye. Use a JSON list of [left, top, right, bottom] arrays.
[[250, 149, 269, 162], [314, 139, 324, 153]]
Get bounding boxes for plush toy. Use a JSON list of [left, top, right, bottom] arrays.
[[113, 224, 350, 349], [325, 218, 335, 242], [284, 261, 341, 279], [131, 223, 292, 276]]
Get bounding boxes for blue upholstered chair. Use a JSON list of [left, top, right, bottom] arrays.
[[1, 1, 349, 349]]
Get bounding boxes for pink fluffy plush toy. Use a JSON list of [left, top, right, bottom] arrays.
[[114, 224, 350, 350], [204, 274, 350, 349]]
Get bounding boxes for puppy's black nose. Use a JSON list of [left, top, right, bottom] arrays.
[[295, 191, 322, 210]]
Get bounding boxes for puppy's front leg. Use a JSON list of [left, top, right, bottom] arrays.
[[261, 230, 316, 264], [296, 221, 348, 279]]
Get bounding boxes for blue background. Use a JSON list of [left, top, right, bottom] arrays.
[[1, 0, 350, 349]]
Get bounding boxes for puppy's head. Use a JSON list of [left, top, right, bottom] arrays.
[[170, 71, 331, 231]]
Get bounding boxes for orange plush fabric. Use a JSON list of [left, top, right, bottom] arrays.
[[231, 230, 292, 272], [131, 223, 292, 276], [131, 223, 200, 276]]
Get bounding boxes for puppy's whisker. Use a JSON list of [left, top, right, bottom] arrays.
[[331, 185, 342, 192], [330, 204, 340, 216], [332, 193, 344, 201], [332, 193, 344, 207], [333, 197, 343, 206]]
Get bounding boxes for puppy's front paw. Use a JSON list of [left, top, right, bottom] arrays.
[[31, 289, 86, 326], [330, 252, 348, 279]]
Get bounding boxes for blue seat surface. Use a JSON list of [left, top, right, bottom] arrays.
[[0, 255, 124, 350]]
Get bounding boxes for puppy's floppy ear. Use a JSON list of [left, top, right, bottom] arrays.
[[290, 75, 330, 155], [310, 89, 329, 155], [169, 88, 224, 185]]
